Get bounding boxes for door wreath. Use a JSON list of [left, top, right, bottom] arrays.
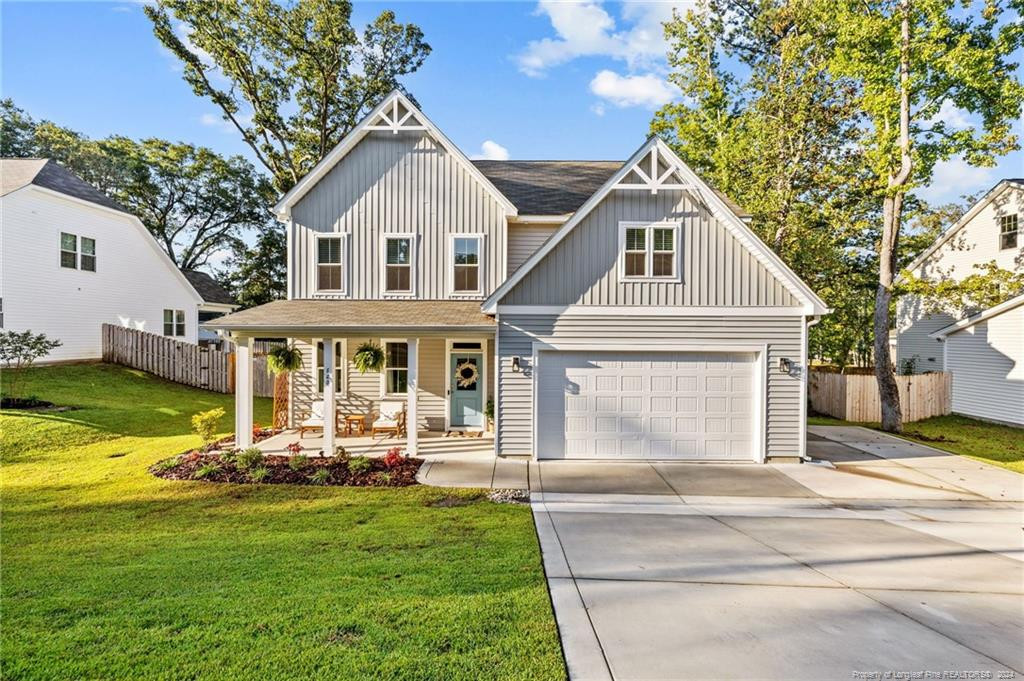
[[455, 360, 479, 388]]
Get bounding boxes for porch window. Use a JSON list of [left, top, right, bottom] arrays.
[[316, 340, 345, 394], [1000, 214, 1018, 250], [60, 232, 77, 269], [163, 309, 185, 337], [452, 236, 481, 293], [384, 342, 408, 394], [317, 235, 345, 291], [619, 222, 680, 280], [384, 236, 412, 293]]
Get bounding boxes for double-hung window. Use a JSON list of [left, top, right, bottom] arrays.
[[316, 235, 345, 292], [383, 341, 408, 395], [620, 222, 679, 280], [1000, 214, 1019, 251], [384, 236, 413, 294], [452, 236, 482, 294], [316, 340, 345, 394], [163, 309, 185, 337], [80, 237, 96, 272], [60, 232, 77, 269]]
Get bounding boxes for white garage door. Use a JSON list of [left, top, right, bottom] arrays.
[[536, 351, 757, 460]]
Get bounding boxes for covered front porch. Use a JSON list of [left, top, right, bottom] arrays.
[[256, 429, 494, 458]]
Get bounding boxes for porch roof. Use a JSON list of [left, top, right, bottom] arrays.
[[202, 299, 496, 337]]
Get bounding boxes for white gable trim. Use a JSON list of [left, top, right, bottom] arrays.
[[482, 137, 828, 315], [23, 184, 205, 306], [273, 91, 517, 219], [929, 293, 1024, 339], [898, 179, 1023, 283]]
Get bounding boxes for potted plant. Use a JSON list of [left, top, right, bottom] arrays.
[[484, 398, 495, 433], [266, 343, 304, 431], [352, 341, 386, 374]]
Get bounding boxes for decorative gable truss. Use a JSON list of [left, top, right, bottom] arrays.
[[614, 145, 692, 194], [364, 97, 427, 134]]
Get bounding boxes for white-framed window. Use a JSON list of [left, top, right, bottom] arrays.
[[382, 234, 414, 294], [451, 235, 483, 295], [1000, 214, 1019, 250], [163, 309, 185, 337], [60, 232, 77, 269], [315, 340, 346, 395], [80, 237, 96, 272], [382, 341, 409, 395], [315, 234, 346, 293], [618, 222, 680, 281]]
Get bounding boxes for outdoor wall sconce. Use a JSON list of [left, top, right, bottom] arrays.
[[778, 357, 792, 374], [512, 356, 521, 373]]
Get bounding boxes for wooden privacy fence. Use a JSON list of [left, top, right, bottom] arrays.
[[102, 324, 272, 397], [809, 370, 951, 423]]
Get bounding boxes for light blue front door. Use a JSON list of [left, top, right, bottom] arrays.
[[449, 352, 484, 428]]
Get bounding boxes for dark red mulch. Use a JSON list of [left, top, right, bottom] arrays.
[[150, 451, 423, 487]]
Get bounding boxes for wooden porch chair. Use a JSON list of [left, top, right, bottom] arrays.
[[371, 401, 407, 437], [298, 400, 342, 438]]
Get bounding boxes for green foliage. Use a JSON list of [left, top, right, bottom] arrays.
[[156, 457, 182, 472], [193, 462, 221, 479], [266, 343, 304, 374], [236, 447, 265, 471], [347, 456, 371, 474], [308, 468, 331, 485], [901, 262, 1024, 318], [352, 342, 385, 374], [288, 454, 310, 472], [484, 398, 495, 422], [374, 472, 392, 485], [216, 225, 286, 308], [0, 330, 62, 400], [145, 0, 431, 193], [248, 465, 270, 483], [190, 408, 225, 445]]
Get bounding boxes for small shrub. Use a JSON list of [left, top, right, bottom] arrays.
[[252, 422, 263, 437], [382, 447, 404, 469], [249, 466, 270, 483], [236, 447, 265, 470], [181, 450, 203, 464], [288, 454, 310, 472], [334, 445, 348, 459], [191, 408, 226, 445], [286, 441, 303, 456], [308, 468, 331, 485], [156, 457, 181, 472], [347, 456, 371, 474], [193, 462, 221, 479], [219, 449, 239, 465], [374, 471, 392, 485]]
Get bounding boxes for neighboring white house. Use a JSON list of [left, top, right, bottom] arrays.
[[0, 158, 217, 363], [896, 178, 1023, 425]]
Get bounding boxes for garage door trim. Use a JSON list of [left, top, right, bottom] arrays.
[[530, 341, 768, 462]]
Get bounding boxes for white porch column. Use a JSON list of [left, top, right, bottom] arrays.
[[322, 337, 336, 456], [406, 338, 419, 455], [234, 335, 253, 449]]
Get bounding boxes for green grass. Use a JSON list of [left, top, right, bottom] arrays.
[[809, 413, 1024, 473], [1, 364, 564, 680]]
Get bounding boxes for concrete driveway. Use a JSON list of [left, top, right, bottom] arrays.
[[533, 426, 1024, 680]]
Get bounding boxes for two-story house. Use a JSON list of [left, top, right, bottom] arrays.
[[207, 91, 829, 460], [896, 179, 1023, 426]]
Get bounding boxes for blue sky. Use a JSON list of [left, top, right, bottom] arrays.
[[2, 0, 1021, 207]]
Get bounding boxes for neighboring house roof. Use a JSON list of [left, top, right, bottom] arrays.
[[898, 178, 1024, 283], [929, 293, 1024, 339], [483, 136, 829, 316], [181, 269, 236, 306], [1, 158, 126, 213], [203, 299, 496, 334]]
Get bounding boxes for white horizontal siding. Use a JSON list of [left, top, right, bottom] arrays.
[[896, 295, 953, 373], [945, 306, 1024, 426]]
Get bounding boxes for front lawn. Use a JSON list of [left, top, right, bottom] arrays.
[[809, 413, 1024, 473], [1, 364, 564, 680]]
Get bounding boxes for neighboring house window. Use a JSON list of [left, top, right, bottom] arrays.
[[80, 237, 96, 272], [384, 342, 408, 394], [620, 222, 679, 280], [1000, 214, 1019, 250], [316, 340, 344, 394], [384, 236, 413, 293], [0, 298, 4, 328], [163, 309, 185, 337], [452, 236, 482, 294], [316, 235, 345, 292], [60, 232, 77, 269]]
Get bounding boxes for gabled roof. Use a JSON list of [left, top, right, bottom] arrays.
[[273, 91, 517, 219], [929, 293, 1024, 339], [899, 178, 1024, 282], [1, 158, 126, 213], [181, 269, 236, 306], [482, 137, 828, 315]]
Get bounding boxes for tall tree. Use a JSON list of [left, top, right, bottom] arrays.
[[145, 0, 431, 192], [829, 0, 1023, 432], [217, 224, 287, 308]]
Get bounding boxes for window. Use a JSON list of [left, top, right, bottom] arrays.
[[1000, 214, 1019, 250], [384, 236, 412, 293], [452, 236, 481, 293], [620, 223, 679, 280], [80, 237, 96, 272], [163, 309, 185, 337], [317, 236, 344, 291], [0, 298, 4, 328], [384, 342, 408, 394], [60, 232, 77, 269], [316, 340, 344, 394]]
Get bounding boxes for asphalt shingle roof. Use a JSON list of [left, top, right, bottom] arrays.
[[1, 158, 126, 213], [203, 300, 495, 333], [181, 269, 236, 306]]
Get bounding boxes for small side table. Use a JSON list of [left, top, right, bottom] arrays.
[[343, 413, 366, 436]]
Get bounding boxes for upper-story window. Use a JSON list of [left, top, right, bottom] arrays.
[[1000, 214, 1019, 250], [619, 222, 680, 281], [80, 237, 96, 272], [451, 236, 482, 294], [60, 232, 97, 271], [383, 235, 414, 294], [316, 234, 345, 292]]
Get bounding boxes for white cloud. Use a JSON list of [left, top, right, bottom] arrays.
[[915, 156, 995, 204], [927, 100, 973, 130], [200, 111, 251, 133], [470, 140, 510, 161], [589, 70, 678, 109]]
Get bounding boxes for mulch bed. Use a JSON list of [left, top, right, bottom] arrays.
[[150, 450, 423, 487], [1, 397, 57, 410]]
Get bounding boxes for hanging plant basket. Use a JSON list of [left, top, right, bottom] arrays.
[[353, 341, 386, 374], [266, 344, 304, 374], [455, 360, 479, 388]]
